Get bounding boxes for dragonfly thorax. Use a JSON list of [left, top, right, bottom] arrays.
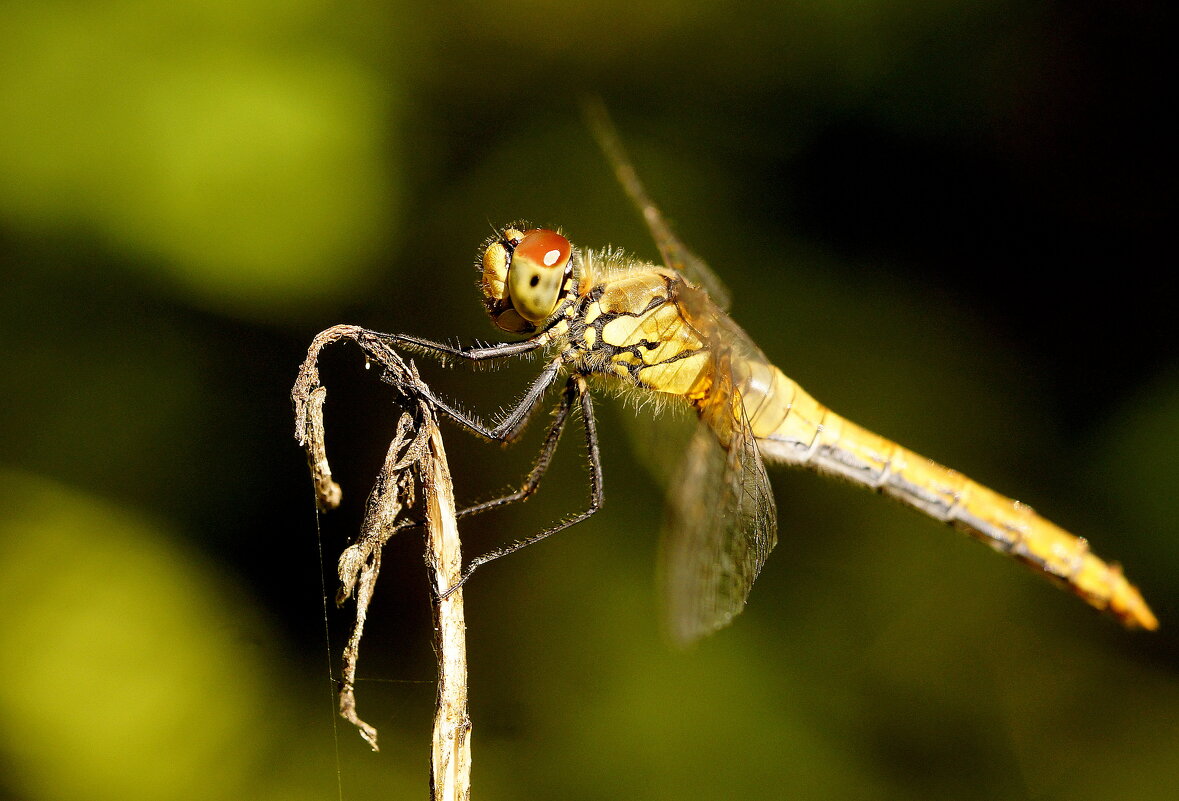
[[479, 227, 576, 334]]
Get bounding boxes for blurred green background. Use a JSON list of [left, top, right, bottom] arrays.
[[1, 1, 1174, 799]]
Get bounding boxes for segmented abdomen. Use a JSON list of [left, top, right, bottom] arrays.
[[739, 357, 1157, 629]]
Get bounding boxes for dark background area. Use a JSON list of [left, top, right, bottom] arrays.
[[1, 2, 1175, 799]]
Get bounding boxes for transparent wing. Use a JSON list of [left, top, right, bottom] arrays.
[[618, 392, 697, 491], [660, 350, 778, 645], [583, 98, 733, 310]]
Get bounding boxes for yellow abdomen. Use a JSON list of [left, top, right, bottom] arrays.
[[743, 359, 1157, 630]]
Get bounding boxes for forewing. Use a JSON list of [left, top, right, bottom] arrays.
[[584, 98, 733, 310], [661, 386, 778, 645]]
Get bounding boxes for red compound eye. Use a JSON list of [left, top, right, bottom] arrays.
[[515, 229, 571, 273], [507, 229, 572, 323]]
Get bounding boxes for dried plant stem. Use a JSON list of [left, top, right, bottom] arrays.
[[292, 324, 471, 797], [423, 422, 472, 801]]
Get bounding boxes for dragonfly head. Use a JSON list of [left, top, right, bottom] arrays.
[[479, 226, 575, 334]]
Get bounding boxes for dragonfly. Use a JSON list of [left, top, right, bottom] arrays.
[[382, 107, 1157, 643]]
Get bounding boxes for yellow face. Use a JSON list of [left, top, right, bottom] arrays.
[[480, 228, 573, 333]]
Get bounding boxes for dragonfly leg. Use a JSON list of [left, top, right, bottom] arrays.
[[385, 365, 576, 537], [374, 330, 544, 363], [369, 327, 557, 439], [408, 357, 563, 443], [455, 378, 577, 520], [440, 374, 603, 599]]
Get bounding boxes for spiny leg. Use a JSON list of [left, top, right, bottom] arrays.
[[386, 385, 575, 536], [455, 380, 578, 520], [377, 330, 544, 364], [410, 358, 563, 443], [368, 329, 605, 586], [441, 374, 604, 599], [371, 326, 562, 443], [366, 331, 565, 532]]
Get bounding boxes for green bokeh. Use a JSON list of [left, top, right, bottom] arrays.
[[0, 471, 266, 801], [0, 0, 398, 318]]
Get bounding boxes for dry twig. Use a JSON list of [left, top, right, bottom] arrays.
[[293, 324, 471, 799]]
